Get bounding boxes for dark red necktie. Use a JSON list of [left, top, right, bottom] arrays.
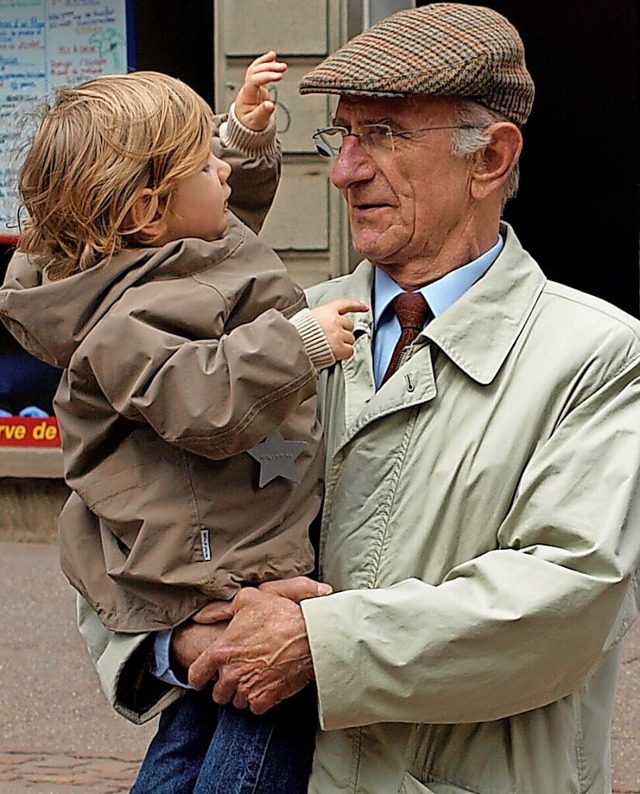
[[382, 292, 432, 384]]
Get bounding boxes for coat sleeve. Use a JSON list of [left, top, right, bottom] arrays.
[[213, 108, 281, 235], [75, 300, 317, 460], [76, 594, 182, 723], [302, 356, 640, 730]]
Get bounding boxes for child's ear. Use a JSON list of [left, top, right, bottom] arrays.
[[128, 188, 167, 243]]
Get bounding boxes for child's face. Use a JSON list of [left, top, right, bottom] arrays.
[[159, 152, 232, 244]]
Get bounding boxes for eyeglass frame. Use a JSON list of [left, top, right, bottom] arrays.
[[312, 122, 486, 158]]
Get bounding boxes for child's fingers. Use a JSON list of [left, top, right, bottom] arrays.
[[248, 59, 287, 72], [249, 59, 287, 73], [333, 299, 370, 315], [247, 52, 287, 71], [249, 50, 278, 65], [246, 66, 288, 87], [242, 101, 276, 125]]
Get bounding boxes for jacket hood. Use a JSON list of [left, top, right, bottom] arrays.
[[0, 216, 246, 369]]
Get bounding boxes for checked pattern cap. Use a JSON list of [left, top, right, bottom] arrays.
[[299, 3, 535, 126]]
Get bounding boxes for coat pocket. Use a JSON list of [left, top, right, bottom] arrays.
[[77, 449, 202, 555]]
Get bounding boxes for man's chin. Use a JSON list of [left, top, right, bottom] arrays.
[[349, 214, 405, 257], [351, 233, 401, 265]]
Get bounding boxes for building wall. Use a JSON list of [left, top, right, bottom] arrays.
[[214, 0, 352, 288]]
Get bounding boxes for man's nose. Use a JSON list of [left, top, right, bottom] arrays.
[[330, 136, 376, 190]]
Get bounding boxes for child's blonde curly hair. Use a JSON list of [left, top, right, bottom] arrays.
[[18, 71, 215, 280]]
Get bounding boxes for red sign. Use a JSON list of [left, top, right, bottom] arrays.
[[0, 417, 61, 448]]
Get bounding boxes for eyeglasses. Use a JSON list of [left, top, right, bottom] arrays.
[[312, 123, 483, 157]]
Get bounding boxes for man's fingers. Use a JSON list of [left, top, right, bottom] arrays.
[[188, 589, 313, 713], [259, 576, 332, 602], [248, 689, 277, 715], [191, 601, 234, 623], [232, 689, 249, 710], [188, 644, 223, 690], [212, 668, 238, 705]]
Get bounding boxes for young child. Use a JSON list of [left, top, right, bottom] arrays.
[[0, 54, 367, 794]]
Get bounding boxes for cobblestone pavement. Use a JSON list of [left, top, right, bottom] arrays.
[[0, 752, 140, 793], [0, 541, 638, 793]]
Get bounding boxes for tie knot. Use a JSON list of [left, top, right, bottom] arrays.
[[392, 291, 430, 331]]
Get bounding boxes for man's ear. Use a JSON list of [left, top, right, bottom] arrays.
[[470, 122, 522, 200], [127, 188, 167, 244]]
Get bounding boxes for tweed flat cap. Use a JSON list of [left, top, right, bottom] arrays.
[[299, 3, 534, 125]]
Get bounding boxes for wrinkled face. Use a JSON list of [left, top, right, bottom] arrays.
[[330, 95, 476, 269], [162, 152, 232, 243]]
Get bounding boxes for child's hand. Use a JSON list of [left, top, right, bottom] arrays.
[[311, 299, 369, 361], [235, 51, 288, 132]]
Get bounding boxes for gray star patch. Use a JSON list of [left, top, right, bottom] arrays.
[[247, 429, 307, 488]]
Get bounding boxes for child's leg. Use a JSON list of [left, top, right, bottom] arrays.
[[192, 684, 317, 794], [130, 689, 217, 794]]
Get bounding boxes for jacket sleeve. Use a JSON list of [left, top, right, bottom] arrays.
[[213, 105, 281, 235], [302, 357, 640, 730], [77, 594, 182, 723], [78, 301, 317, 460]]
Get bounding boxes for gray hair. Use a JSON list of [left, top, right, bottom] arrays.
[[450, 99, 520, 206]]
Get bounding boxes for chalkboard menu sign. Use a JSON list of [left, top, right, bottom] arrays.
[[0, 0, 132, 241]]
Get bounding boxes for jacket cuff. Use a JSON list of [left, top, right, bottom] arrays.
[[290, 308, 335, 371], [219, 102, 279, 157], [77, 593, 182, 725]]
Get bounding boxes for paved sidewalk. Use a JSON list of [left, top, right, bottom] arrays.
[[0, 541, 638, 793], [0, 542, 155, 793]]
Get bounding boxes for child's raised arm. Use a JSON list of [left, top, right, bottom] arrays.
[[234, 51, 288, 132]]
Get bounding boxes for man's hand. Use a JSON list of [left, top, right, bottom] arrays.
[[234, 51, 288, 132], [188, 588, 316, 715], [170, 616, 229, 680], [191, 577, 332, 625], [312, 299, 369, 361]]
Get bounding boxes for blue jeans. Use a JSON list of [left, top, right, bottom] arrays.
[[130, 686, 317, 794]]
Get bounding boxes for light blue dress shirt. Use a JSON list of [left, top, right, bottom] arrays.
[[373, 236, 503, 387], [153, 235, 504, 686], [153, 628, 188, 687]]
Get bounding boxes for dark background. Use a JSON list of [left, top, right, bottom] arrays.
[[418, 0, 639, 317], [131, 0, 215, 107]]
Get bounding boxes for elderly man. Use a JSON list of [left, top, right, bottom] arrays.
[[80, 4, 640, 793]]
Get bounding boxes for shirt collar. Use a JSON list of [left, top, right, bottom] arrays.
[[373, 236, 504, 326]]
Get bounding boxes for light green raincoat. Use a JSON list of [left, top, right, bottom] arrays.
[[80, 223, 640, 793]]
